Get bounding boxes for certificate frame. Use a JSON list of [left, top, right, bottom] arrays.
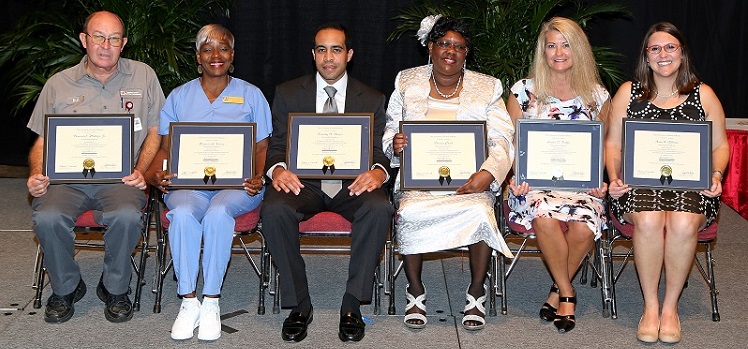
[[622, 118, 712, 190], [168, 122, 256, 189], [287, 113, 374, 179], [515, 119, 604, 191], [43, 114, 133, 184], [399, 121, 487, 190]]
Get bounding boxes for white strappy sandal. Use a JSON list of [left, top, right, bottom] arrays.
[[462, 285, 487, 331], [404, 284, 427, 329]]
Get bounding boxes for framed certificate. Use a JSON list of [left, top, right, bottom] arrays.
[[515, 119, 604, 191], [43, 114, 133, 183], [287, 113, 373, 179], [399, 121, 487, 190], [622, 119, 712, 190], [168, 122, 256, 189]]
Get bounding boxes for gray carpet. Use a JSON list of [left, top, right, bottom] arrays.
[[0, 177, 746, 348]]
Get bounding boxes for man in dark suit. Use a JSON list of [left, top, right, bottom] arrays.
[[261, 23, 393, 343]]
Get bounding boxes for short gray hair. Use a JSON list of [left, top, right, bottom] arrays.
[[195, 24, 234, 51]]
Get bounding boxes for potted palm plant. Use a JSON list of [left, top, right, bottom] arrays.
[[388, 0, 630, 92], [0, 0, 233, 117]]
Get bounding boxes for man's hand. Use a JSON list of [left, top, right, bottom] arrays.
[[348, 168, 386, 196], [272, 167, 304, 195], [243, 174, 264, 196], [456, 170, 494, 194], [122, 169, 148, 190], [27, 174, 50, 198]]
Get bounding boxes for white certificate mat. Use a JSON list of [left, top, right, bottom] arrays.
[[54, 125, 123, 173], [167, 122, 256, 189], [43, 114, 134, 183], [410, 132, 476, 180], [622, 119, 712, 190], [177, 134, 245, 179], [632, 130, 700, 181], [526, 130, 592, 181], [515, 119, 603, 190], [295, 124, 361, 170], [400, 121, 487, 190]]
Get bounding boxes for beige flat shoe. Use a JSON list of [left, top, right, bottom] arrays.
[[658, 315, 681, 343], [636, 316, 659, 343]]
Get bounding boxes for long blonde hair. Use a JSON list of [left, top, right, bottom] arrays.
[[529, 17, 602, 107]]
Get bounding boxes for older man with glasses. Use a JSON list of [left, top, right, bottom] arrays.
[[25, 10, 164, 324]]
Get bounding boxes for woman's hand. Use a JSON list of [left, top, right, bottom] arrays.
[[243, 174, 265, 196], [608, 179, 629, 199], [508, 177, 530, 196], [149, 170, 176, 194], [701, 173, 723, 197], [587, 182, 608, 199], [393, 133, 408, 155], [456, 170, 494, 194]]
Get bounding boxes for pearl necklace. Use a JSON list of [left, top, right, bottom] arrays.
[[432, 73, 462, 99], [656, 89, 678, 98]]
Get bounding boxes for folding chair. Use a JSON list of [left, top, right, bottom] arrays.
[[384, 198, 501, 317], [603, 213, 720, 321], [32, 191, 155, 312], [496, 198, 604, 316], [152, 198, 269, 314], [266, 211, 385, 315]]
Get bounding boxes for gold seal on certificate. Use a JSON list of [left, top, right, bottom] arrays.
[[203, 166, 217, 184], [322, 155, 336, 174], [438, 166, 452, 186], [82, 158, 96, 178], [660, 165, 673, 185]]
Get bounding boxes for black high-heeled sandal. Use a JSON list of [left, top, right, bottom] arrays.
[[539, 284, 559, 322], [553, 291, 577, 333]]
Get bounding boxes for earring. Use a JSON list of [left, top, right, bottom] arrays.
[[426, 56, 433, 77], [462, 60, 467, 73], [229, 64, 235, 74], [197, 65, 203, 74]]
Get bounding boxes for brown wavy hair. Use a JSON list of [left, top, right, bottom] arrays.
[[634, 22, 700, 101]]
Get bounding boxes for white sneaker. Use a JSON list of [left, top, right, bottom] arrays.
[[197, 297, 221, 341], [171, 297, 201, 340]]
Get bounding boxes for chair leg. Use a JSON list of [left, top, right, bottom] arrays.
[[488, 254, 497, 316], [387, 240, 397, 315], [133, 223, 150, 312], [257, 231, 267, 315], [33, 247, 45, 309], [702, 242, 720, 321], [499, 253, 507, 315]]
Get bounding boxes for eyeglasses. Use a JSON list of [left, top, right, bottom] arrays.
[[434, 40, 468, 53], [645, 43, 681, 54], [85, 33, 124, 47]]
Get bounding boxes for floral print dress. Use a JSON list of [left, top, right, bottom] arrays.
[[507, 79, 610, 239]]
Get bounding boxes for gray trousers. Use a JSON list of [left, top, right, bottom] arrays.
[[32, 183, 145, 296]]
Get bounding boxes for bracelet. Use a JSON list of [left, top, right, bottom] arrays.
[[712, 170, 723, 181]]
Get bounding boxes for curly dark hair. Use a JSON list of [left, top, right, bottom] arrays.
[[427, 16, 472, 51]]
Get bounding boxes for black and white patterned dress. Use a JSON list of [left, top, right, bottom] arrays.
[[610, 82, 720, 225]]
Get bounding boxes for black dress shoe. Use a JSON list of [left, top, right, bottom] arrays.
[[44, 278, 86, 323], [281, 309, 313, 342], [338, 312, 366, 342], [96, 279, 133, 323]]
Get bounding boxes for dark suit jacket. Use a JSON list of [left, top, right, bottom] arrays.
[[264, 74, 390, 180]]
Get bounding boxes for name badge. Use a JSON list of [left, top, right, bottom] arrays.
[[133, 117, 143, 132], [120, 89, 143, 99], [222, 96, 244, 104]]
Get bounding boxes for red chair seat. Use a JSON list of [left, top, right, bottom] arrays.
[[74, 210, 104, 228], [299, 212, 352, 234], [610, 213, 717, 241]]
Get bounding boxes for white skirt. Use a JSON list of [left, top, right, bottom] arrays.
[[395, 191, 513, 257]]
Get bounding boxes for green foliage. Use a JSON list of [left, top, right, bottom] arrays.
[[0, 0, 233, 117], [388, 0, 630, 93]]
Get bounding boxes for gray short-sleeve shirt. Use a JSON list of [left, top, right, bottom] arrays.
[[27, 56, 165, 160]]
